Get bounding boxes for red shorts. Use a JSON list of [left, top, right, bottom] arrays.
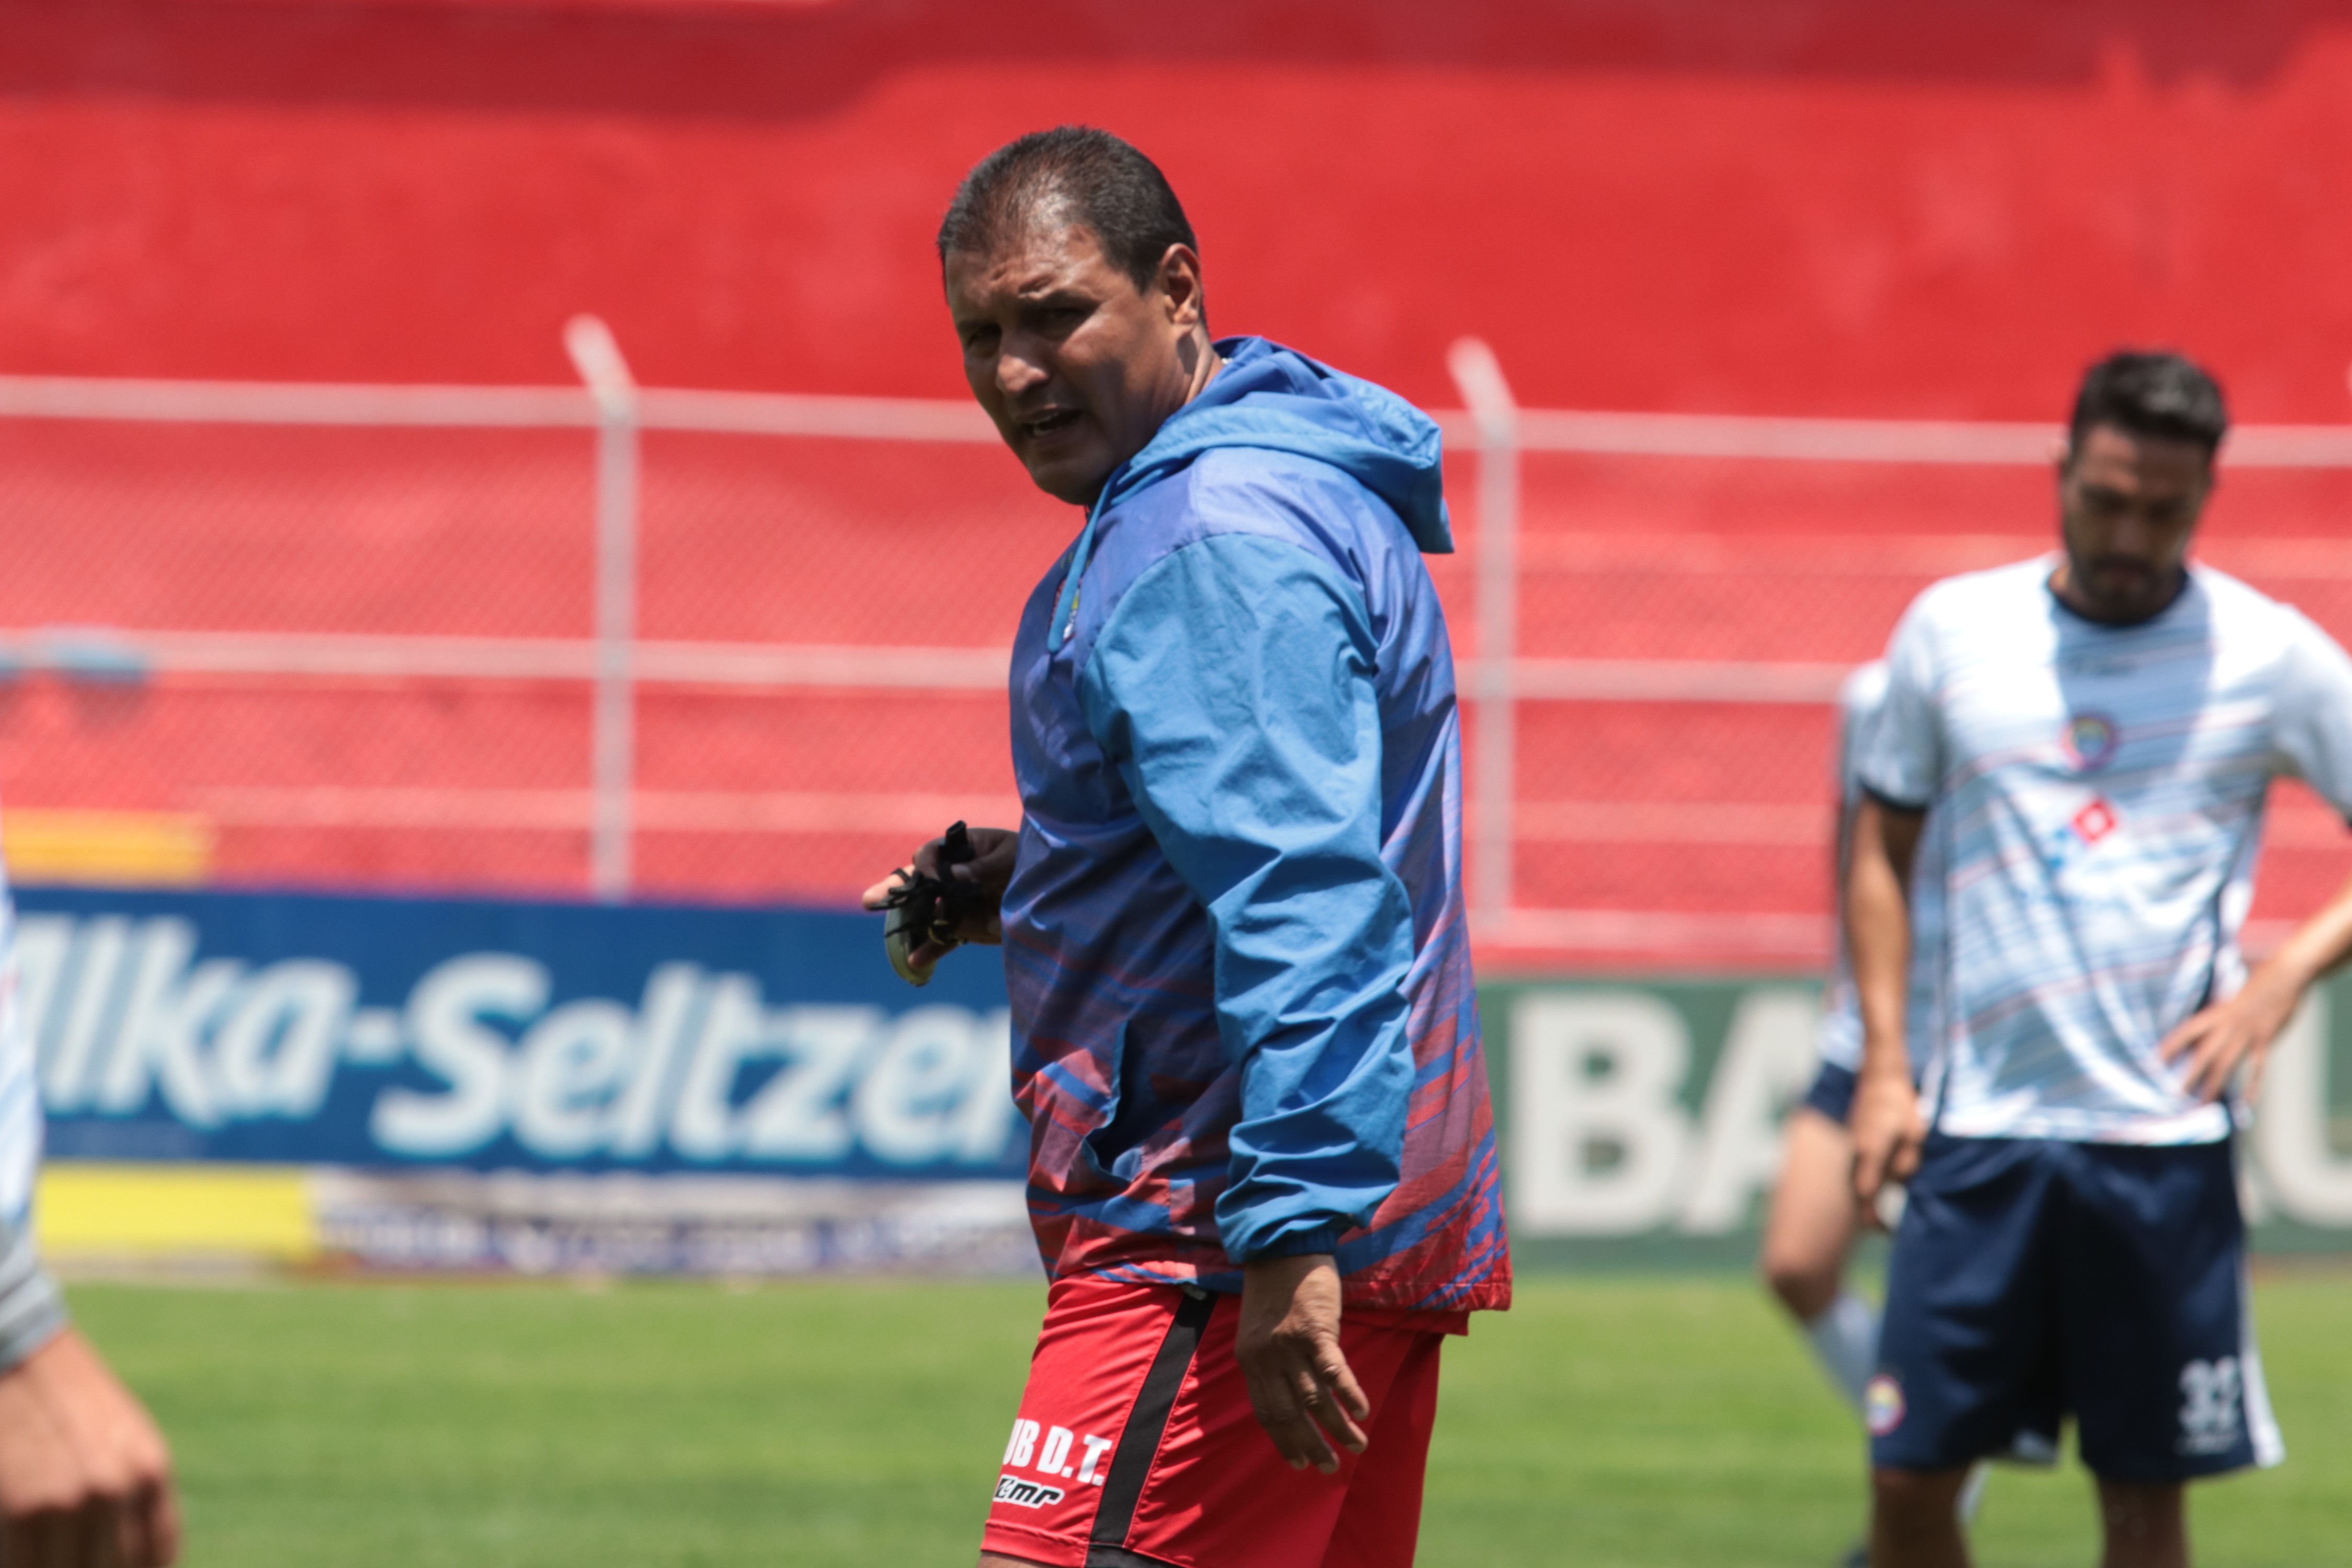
[[980, 1274, 1453, 1568]]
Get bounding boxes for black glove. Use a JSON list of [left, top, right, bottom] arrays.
[[880, 822, 986, 986]]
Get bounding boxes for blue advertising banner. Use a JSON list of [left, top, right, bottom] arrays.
[[24, 888, 2352, 1274], [18, 887, 1022, 1181]]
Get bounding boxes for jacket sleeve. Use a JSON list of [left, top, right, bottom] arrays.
[[1080, 532, 1417, 1262]]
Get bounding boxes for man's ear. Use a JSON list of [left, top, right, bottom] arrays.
[[1157, 243, 1206, 329]]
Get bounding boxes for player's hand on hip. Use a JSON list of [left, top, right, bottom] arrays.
[[1848, 1070, 1925, 1223], [2159, 963, 2302, 1103], [859, 825, 1021, 959], [0, 1329, 182, 1568], [1235, 1253, 1371, 1476]]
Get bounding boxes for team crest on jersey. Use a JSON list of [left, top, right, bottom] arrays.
[[1864, 1375, 1906, 1437], [2061, 712, 2121, 772]]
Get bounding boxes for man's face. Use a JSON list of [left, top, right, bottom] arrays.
[[2055, 422, 2214, 622], [945, 220, 1202, 506]]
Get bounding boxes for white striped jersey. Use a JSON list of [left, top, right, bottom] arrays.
[[0, 859, 34, 1227], [1857, 557, 2352, 1143], [0, 827, 69, 1372], [1816, 661, 1945, 1078]]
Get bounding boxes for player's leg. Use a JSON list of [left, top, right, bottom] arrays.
[[1869, 1135, 2063, 1568], [1317, 1329, 1443, 1568], [979, 1276, 1226, 1568], [983, 1275, 1434, 1568], [2060, 1139, 2280, 1568], [1869, 1466, 1973, 1568], [1759, 1086, 1873, 1412], [1109, 1305, 1428, 1568], [2093, 1481, 2186, 1568]]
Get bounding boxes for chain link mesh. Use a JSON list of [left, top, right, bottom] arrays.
[[5, 403, 2350, 958]]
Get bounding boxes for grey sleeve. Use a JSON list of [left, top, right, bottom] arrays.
[[0, 1208, 67, 1374]]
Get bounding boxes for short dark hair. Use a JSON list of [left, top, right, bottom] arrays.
[[937, 126, 1198, 295], [2068, 350, 2228, 461]]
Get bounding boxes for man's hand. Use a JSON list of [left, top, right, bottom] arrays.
[[1233, 1254, 1369, 1476], [861, 825, 1020, 973], [0, 1329, 180, 1568], [1849, 1068, 1925, 1225], [2160, 962, 2305, 1103]]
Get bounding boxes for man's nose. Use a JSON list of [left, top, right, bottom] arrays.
[[2111, 507, 2162, 559], [996, 341, 1050, 400]]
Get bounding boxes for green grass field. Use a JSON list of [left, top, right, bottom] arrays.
[[67, 1271, 2352, 1567]]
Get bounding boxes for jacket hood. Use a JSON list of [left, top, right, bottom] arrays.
[[1044, 338, 1451, 652], [1103, 337, 1453, 554]]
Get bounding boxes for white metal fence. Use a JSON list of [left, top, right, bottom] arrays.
[[6, 322, 2352, 960]]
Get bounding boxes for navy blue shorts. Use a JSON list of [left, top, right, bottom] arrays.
[[1800, 1062, 1859, 1124], [1869, 1134, 2283, 1482]]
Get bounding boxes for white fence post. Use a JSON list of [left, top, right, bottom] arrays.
[[1447, 338, 1520, 935], [565, 315, 640, 903]]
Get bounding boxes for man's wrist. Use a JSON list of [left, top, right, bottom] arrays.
[[1857, 1054, 1913, 1087], [2252, 947, 2323, 1003], [1241, 1252, 1336, 1303]]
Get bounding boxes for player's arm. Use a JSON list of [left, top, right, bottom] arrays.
[[1845, 602, 1944, 1211], [2163, 875, 2352, 1101], [1082, 533, 1414, 1476], [2167, 613, 2352, 1100], [1846, 796, 1927, 1210], [0, 1214, 180, 1567]]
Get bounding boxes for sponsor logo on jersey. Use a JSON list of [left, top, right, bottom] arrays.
[[1864, 1374, 1906, 1437], [2178, 1357, 2243, 1456], [2071, 797, 2119, 845], [993, 1475, 1066, 1509], [998, 1415, 1116, 1499], [2062, 712, 2121, 772]]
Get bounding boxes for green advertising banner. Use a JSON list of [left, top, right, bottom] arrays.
[[1482, 972, 2352, 1270]]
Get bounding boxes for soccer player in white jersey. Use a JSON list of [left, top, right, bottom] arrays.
[[1762, 665, 1992, 1563], [1848, 350, 2352, 1568], [1764, 665, 1940, 1415], [0, 856, 181, 1566]]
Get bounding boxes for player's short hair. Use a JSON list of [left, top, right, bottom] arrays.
[[2068, 351, 2228, 462], [937, 126, 1199, 297]]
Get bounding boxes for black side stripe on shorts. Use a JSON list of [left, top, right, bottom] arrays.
[[1088, 1286, 1217, 1559]]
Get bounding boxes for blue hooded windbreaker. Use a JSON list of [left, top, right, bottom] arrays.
[[1001, 337, 1511, 1314]]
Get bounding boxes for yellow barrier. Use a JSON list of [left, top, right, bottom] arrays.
[[36, 1164, 317, 1261], [4, 811, 215, 887]]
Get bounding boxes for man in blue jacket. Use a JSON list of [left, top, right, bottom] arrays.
[[866, 126, 1508, 1568]]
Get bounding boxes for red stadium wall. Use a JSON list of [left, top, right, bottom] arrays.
[[6, 0, 2352, 427], [7, 1, 2352, 954]]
